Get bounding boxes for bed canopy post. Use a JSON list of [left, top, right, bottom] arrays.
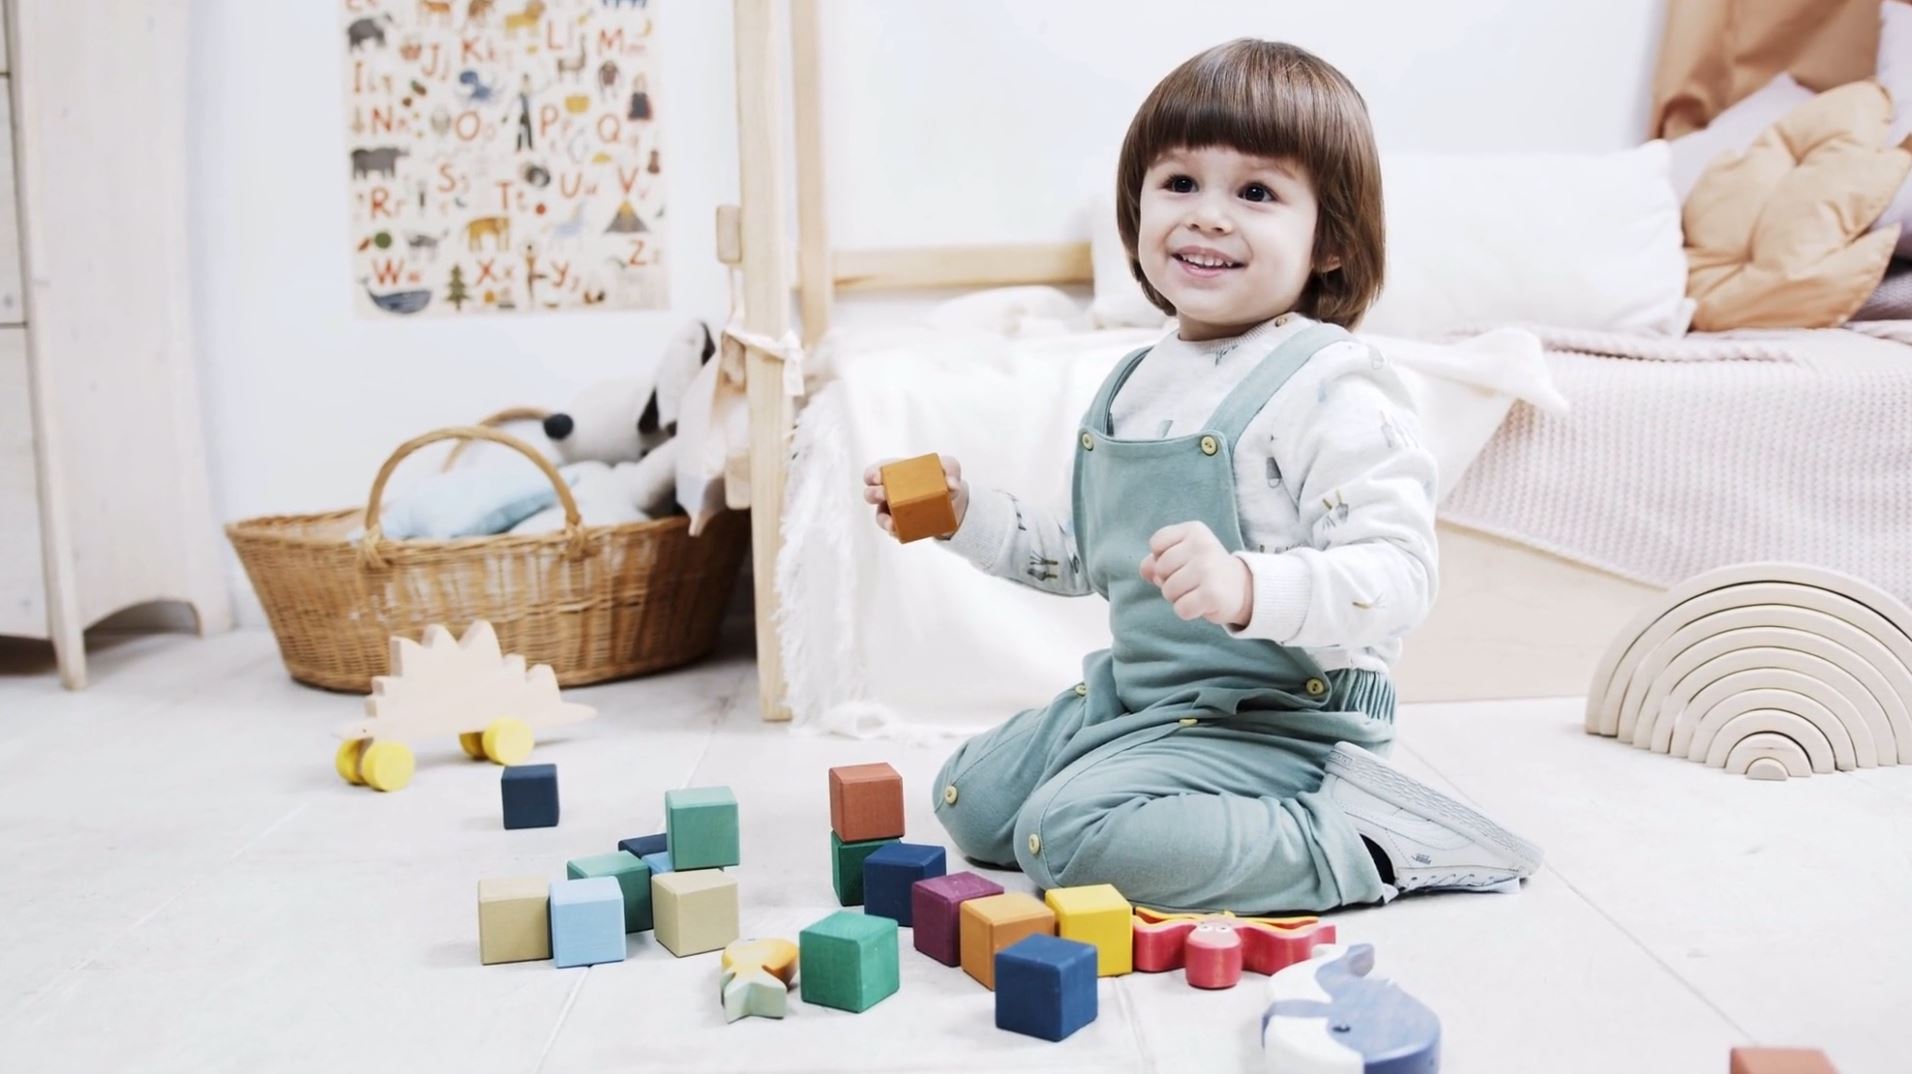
[[731, 0, 796, 721], [792, 0, 832, 345]]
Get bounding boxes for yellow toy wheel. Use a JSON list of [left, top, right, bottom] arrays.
[[359, 741, 416, 792], [481, 718, 534, 765], [336, 739, 369, 785], [458, 732, 487, 760]]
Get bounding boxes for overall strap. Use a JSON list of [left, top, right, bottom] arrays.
[[1085, 347, 1154, 435], [1205, 323, 1353, 446]]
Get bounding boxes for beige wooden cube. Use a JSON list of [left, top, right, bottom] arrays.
[[478, 875, 552, 965], [653, 869, 740, 957]]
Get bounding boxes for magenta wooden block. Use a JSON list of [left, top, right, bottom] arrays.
[[911, 871, 1004, 966]]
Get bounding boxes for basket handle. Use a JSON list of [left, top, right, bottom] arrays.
[[360, 425, 586, 570], [441, 407, 552, 472]]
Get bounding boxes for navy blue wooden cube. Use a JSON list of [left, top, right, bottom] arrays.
[[500, 764, 559, 829], [618, 832, 667, 858], [996, 933, 1098, 1041], [862, 841, 945, 926]]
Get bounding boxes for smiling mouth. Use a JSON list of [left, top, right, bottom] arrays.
[[1173, 253, 1242, 270]]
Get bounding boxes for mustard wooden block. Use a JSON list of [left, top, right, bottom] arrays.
[[477, 875, 551, 965], [959, 892, 1056, 990], [880, 454, 958, 543], [653, 869, 740, 957], [1045, 884, 1133, 976]]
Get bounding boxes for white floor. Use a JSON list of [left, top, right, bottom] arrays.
[[1, 623, 1907, 1074]]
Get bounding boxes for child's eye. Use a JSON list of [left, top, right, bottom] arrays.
[[1165, 175, 1196, 193], [1241, 183, 1276, 203]]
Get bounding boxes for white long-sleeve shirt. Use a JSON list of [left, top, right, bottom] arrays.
[[940, 314, 1439, 675]]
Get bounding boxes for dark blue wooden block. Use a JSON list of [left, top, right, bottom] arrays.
[[996, 934, 1098, 1041], [501, 764, 559, 829], [862, 841, 945, 926], [619, 832, 667, 858]]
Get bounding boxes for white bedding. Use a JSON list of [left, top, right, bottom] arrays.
[[776, 321, 1565, 737], [1442, 325, 1912, 600]]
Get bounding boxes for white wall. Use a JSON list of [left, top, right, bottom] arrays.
[[187, 0, 740, 525], [818, 0, 1669, 248], [188, 0, 1665, 527]]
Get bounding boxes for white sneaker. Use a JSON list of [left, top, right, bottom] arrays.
[[1323, 741, 1544, 896]]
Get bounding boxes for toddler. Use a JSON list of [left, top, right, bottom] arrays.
[[864, 39, 1541, 912]]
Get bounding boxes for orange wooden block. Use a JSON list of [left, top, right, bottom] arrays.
[[829, 763, 905, 843], [880, 454, 958, 543], [959, 892, 1056, 990], [1729, 1048, 1839, 1074]]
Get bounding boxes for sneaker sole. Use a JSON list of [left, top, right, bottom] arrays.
[[1328, 742, 1545, 874]]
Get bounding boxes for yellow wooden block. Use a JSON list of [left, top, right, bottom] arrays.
[[653, 869, 740, 957], [478, 875, 551, 965], [879, 454, 958, 543], [958, 892, 1055, 990], [1045, 883, 1133, 976]]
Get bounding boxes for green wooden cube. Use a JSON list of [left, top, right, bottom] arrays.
[[666, 786, 740, 869], [799, 911, 899, 1013], [831, 832, 899, 906], [565, 851, 653, 932]]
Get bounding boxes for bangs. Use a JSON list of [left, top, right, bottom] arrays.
[[1127, 44, 1322, 168]]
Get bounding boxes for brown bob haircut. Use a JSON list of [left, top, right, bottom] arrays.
[[1115, 39, 1385, 328]]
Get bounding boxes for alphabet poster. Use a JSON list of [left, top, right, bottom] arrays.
[[341, 0, 666, 317]]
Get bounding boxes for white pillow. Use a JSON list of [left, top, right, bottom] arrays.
[[1667, 73, 1816, 200], [1362, 141, 1694, 339], [1087, 191, 1174, 330], [1873, 1, 1912, 256], [1881, 1, 1912, 147]]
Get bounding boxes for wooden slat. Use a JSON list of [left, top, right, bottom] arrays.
[[0, 328, 43, 637], [833, 242, 1094, 292], [790, 0, 831, 344], [0, 77, 23, 325], [732, 0, 795, 722]]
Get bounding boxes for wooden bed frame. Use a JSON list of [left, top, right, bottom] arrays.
[[722, 0, 1665, 720]]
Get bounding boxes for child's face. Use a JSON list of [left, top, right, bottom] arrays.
[[1136, 145, 1325, 341]]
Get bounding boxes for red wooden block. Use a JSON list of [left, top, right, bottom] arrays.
[[1729, 1048, 1840, 1074], [1131, 908, 1335, 990], [829, 763, 904, 843]]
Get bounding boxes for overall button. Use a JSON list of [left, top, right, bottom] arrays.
[[1073, 683, 1088, 697], [1080, 432, 1095, 450], [1199, 435, 1219, 456], [1027, 833, 1042, 855], [943, 784, 959, 806], [1177, 717, 1198, 727], [1305, 677, 1328, 697]]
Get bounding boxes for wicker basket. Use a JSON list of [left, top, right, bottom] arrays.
[[226, 422, 749, 693]]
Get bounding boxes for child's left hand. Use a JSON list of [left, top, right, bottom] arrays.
[[1139, 521, 1254, 628]]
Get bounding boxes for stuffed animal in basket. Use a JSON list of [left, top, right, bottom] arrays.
[[511, 319, 716, 533]]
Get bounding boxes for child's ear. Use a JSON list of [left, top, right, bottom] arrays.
[[1317, 253, 1343, 273]]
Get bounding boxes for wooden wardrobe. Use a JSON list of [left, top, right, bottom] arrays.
[[0, 0, 229, 687]]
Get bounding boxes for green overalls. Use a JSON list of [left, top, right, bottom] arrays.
[[931, 323, 1397, 913]]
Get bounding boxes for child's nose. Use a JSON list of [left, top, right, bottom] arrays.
[[1188, 199, 1234, 233]]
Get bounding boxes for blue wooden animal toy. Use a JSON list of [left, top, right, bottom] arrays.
[[1260, 944, 1439, 1073]]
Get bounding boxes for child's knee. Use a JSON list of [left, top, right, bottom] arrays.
[[931, 738, 1022, 868]]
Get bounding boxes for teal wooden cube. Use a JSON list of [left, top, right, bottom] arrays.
[[549, 877, 626, 968], [666, 786, 739, 869], [831, 832, 898, 906], [565, 851, 652, 933], [799, 910, 899, 1013]]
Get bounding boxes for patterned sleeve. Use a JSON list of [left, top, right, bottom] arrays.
[[938, 485, 1093, 597], [1228, 341, 1440, 649]]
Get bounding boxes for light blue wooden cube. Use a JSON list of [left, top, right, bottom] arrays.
[[549, 876, 626, 968], [641, 849, 673, 876]]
